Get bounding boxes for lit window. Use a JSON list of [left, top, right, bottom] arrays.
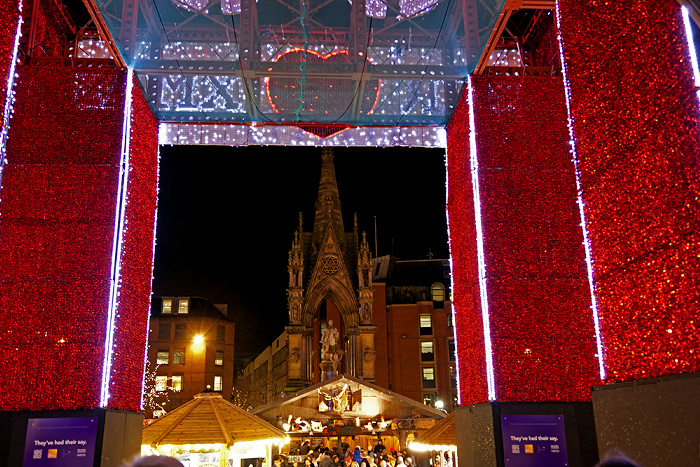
[[422, 393, 437, 406], [420, 341, 434, 362], [422, 367, 436, 389], [419, 315, 433, 335], [213, 375, 223, 392], [217, 325, 225, 342], [431, 283, 445, 301], [215, 350, 224, 366], [171, 375, 182, 392], [178, 298, 189, 314], [158, 323, 171, 340], [162, 298, 173, 314], [447, 311, 454, 328], [450, 365, 457, 388], [155, 376, 167, 391], [156, 350, 169, 365], [174, 323, 186, 339], [448, 339, 456, 361], [173, 349, 185, 365]]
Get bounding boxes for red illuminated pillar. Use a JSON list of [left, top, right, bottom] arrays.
[[446, 76, 599, 405], [557, 0, 700, 464], [0, 11, 159, 459]]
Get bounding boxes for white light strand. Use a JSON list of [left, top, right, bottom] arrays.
[[682, 6, 700, 101], [467, 76, 496, 400], [0, 0, 24, 180], [555, 1, 605, 381], [101, 68, 136, 406]]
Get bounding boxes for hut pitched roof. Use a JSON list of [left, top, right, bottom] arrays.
[[409, 412, 456, 450], [143, 391, 286, 448]]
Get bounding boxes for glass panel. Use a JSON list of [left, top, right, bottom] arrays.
[[420, 341, 434, 362], [174, 323, 186, 339], [162, 298, 173, 314], [156, 350, 169, 365], [213, 376, 222, 392], [173, 350, 185, 365], [177, 298, 189, 314], [89, 0, 505, 125], [171, 375, 182, 391], [419, 314, 433, 335], [422, 367, 436, 388], [215, 350, 224, 366], [155, 376, 167, 391], [158, 323, 171, 340]]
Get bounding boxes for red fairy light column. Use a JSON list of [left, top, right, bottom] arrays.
[[557, 0, 700, 384], [0, 2, 159, 419], [446, 76, 600, 405]]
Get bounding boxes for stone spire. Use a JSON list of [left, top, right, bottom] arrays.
[[312, 148, 345, 247]]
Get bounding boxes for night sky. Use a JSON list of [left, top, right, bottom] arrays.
[[151, 144, 449, 362]]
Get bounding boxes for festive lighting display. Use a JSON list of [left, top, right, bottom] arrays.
[[104, 73, 160, 411], [159, 122, 445, 147], [447, 76, 600, 404], [0, 66, 158, 411], [557, 0, 700, 382], [0, 0, 22, 169], [263, 49, 381, 116]]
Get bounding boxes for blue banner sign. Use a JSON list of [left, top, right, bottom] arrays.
[[501, 414, 568, 467], [23, 417, 98, 467]]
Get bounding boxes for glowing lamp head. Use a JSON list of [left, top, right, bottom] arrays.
[[192, 333, 206, 351], [434, 400, 444, 409]]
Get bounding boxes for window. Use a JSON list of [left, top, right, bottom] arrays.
[[156, 350, 169, 365], [174, 323, 186, 339], [171, 375, 182, 392], [215, 350, 224, 366], [422, 393, 437, 406], [217, 325, 225, 342], [419, 315, 433, 335], [422, 367, 436, 389], [447, 311, 454, 328], [450, 365, 457, 388], [431, 283, 445, 302], [448, 339, 456, 361], [173, 349, 185, 365], [155, 376, 167, 391], [420, 341, 434, 362], [177, 298, 189, 314], [158, 323, 171, 340], [162, 298, 173, 314], [213, 375, 222, 392]]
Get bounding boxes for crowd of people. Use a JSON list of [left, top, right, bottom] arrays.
[[274, 439, 437, 467]]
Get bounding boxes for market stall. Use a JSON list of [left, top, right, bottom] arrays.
[[142, 390, 288, 467]]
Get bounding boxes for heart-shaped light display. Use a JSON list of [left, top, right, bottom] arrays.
[[264, 50, 381, 117]]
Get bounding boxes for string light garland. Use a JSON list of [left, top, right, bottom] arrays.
[[557, 0, 700, 383]]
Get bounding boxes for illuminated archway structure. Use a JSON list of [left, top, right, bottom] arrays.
[[0, 0, 699, 466]]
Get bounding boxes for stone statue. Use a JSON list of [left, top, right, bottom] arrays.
[[320, 320, 343, 375], [321, 320, 339, 354]]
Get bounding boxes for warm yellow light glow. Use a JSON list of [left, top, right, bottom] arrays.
[[192, 334, 206, 352], [408, 442, 457, 452]]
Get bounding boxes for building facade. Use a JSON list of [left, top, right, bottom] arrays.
[[146, 296, 235, 418], [237, 149, 457, 412]]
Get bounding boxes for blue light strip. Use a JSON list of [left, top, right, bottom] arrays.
[[101, 68, 135, 406], [555, 2, 606, 381], [682, 6, 700, 100], [0, 0, 24, 182], [467, 76, 496, 400]]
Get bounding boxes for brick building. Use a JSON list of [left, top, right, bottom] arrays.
[[237, 149, 456, 411], [146, 296, 235, 417]]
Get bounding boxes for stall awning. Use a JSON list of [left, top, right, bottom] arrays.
[[143, 390, 287, 448], [409, 412, 456, 451]]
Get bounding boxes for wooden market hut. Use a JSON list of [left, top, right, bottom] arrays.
[[408, 412, 456, 467], [142, 390, 288, 467], [250, 374, 446, 456]]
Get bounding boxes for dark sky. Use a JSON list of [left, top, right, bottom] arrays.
[[151, 145, 449, 361]]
